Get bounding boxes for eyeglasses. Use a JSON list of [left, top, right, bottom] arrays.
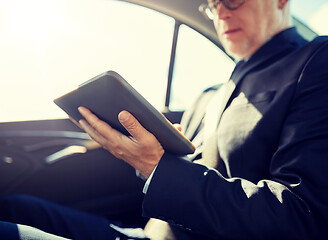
[[209, 0, 245, 11], [199, 0, 245, 20]]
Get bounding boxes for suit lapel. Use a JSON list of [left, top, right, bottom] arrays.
[[182, 88, 220, 141]]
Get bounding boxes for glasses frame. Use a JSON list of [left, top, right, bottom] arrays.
[[199, 0, 245, 20], [209, 0, 245, 11]]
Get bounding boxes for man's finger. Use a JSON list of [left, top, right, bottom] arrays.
[[79, 119, 107, 146], [78, 106, 119, 142], [118, 111, 149, 140], [78, 107, 103, 129], [173, 123, 182, 132]]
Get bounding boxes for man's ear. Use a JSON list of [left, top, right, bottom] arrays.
[[278, 0, 289, 9]]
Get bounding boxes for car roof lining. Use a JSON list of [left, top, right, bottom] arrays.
[[119, 0, 317, 45]]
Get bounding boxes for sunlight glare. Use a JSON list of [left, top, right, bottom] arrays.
[[0, 0, 172, 122], [309, 3, 328, 35]]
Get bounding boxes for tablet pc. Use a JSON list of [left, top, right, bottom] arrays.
[[54, 71, 195, 155]]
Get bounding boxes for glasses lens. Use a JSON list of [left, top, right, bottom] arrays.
[[225, 0, 245, 10], [208, 0, 245, 11]]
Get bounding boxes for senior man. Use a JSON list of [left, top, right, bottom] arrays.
[[78, 0, 328, 239], [1, 0, 328, 239]]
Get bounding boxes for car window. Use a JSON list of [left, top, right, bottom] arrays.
[[291, 0, 328, 35], [170, 24, 235, 111], [1, 0, 325, 122], [0, 0, 174, 122]]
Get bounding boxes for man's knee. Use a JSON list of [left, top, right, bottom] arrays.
[[0, 221, 19, 240], [0, 194, 47, 221], [0, 194, 41, 208]]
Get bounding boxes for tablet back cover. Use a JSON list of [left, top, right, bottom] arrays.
[[54, 71, 195, 155]]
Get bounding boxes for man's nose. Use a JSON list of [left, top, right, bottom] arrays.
[[216, 2, 232, 20]]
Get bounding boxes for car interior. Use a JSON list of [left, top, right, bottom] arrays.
[[0, 0, 325, 229]]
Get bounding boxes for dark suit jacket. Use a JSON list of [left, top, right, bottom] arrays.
[[142, 28, 328, 239]]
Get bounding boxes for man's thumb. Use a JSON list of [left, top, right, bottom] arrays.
[[118, 111, 144, 139]]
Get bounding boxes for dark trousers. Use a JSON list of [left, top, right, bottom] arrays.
[[0, 195, 119, 239]]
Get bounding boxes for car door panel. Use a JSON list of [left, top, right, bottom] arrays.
[[0, 111, 183, 223], [0, 119, 146, 223]]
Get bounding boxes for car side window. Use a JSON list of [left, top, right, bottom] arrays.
[[291, 0, 328, 35], [0, 0, 174, 122], [170, 24, 235, 111]]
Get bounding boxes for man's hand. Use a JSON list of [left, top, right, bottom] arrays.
[[77, 106, 164, 179]]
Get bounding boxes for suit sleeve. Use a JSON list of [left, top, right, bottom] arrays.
[[142, 41, 328, 239]]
